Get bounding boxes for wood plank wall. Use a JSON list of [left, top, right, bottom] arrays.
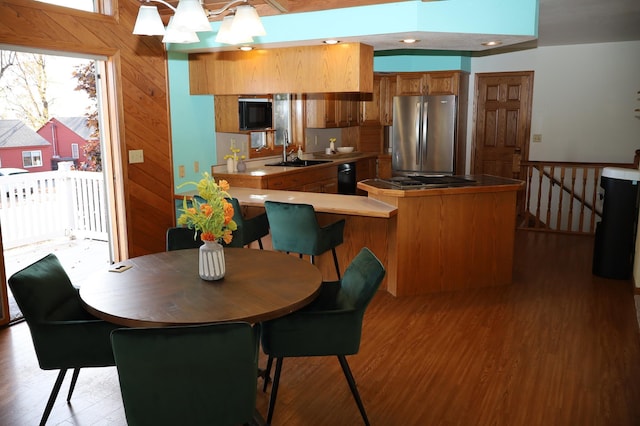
[[0, 0, 175, 258]]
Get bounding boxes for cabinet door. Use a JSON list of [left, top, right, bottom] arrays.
[[396, 73, 427, 96], [426, 72, 459, 95], [290, 94, 306, 149], [306, 94, 338, 128], [359, 76, 381, 125], [379, 75, 396, 125], [214, 95, 240, 132]]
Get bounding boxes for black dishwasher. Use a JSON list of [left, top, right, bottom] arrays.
[[338, 162, 356, 195]]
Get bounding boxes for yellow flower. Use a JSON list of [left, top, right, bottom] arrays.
[[176, 172, 238, 243]]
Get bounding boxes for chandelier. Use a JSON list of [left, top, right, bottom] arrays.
[[133, 0, 266, 45]]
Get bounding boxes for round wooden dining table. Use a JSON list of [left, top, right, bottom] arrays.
[[79, 248, 323, 327]]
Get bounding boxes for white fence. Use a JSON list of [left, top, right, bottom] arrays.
[[0, 170, 108, 249]]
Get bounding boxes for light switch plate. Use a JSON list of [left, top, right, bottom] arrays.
[[533, 134, 542, 143], [128, 149, 144, 164]]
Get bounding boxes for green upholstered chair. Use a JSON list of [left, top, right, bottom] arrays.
[[166, 226, 202, 251], [263, 200, 345, 279], [224, 197, 270, 249], [111, 322, 264, 426], [260, 247, 385, 426], [7, 253, 119, 426]]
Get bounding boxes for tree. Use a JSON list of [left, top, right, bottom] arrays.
[[5, 53, 50, 129], [0, 51, 16, 82], [72, 61, 101, 171]]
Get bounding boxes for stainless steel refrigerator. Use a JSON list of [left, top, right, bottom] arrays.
[[392, 94, 457, 175]]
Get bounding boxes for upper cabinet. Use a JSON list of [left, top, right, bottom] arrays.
[[214, 95, 240, 133], [363, 71, 468, 127], [396, 73, 428, 96], [359, 76, 381, 125], [189, 43, 373, 95], [306, 94, 361, 129]]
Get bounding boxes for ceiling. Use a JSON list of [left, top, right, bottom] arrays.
[[162, 0, 640, 52]]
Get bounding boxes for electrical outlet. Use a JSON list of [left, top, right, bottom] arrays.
[[533, 134, 542, 143], [128, 149, 144, 164], [194, 161, 199, 173], [179, 165, 185, 178]]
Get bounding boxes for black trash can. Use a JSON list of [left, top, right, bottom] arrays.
[[592, 167, 640, 279]]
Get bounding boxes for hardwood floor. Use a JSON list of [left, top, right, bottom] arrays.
[[1, 231, 639, 425]]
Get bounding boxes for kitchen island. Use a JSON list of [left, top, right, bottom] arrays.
[[358, 175, 524, 296], [178, 174, 523, 296]]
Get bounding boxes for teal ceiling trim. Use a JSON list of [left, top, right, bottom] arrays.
[[168, 0, 538, 52]]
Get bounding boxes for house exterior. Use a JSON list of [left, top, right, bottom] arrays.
[[0, 120, 51, 172], [37, 117, 95, 169]]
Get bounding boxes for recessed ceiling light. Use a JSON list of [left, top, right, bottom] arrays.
[[481, 40, 502, 46], [239, 46, 253, 51], [400, 39, 419, 44], [324, 39, 340, 45]]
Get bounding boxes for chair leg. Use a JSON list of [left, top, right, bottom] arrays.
[[258, 238, 264, 250], [331, 248, 341, 279], [66, 368, 81, 402], [262, 355, 273, 392], [337, 355, 370, 426], [266, 357, 283, 426], [40, 369, 67, 426]]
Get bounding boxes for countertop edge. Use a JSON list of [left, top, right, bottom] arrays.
[[177, 187, 398, 219]]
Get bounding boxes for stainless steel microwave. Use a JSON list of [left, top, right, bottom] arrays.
[[238, 98, 273, 130]]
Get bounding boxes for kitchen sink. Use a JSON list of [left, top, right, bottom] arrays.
[[266, 159, 332, 167]]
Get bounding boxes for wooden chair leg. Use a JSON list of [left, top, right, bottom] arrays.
[[40, 369, 67, 426], [266, 358, 283, 426], [337, 355, 369, 426], [66, 368, 81, 402]]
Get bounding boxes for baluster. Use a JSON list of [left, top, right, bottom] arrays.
[[557, 167, 566, 230], [567, 168, 577, 232], [546, 165, 555, 229], [525, 165, 534, 227], [535, 165, 544, 228], [589, 168, 601, 233], [579, 166, 588, 232]]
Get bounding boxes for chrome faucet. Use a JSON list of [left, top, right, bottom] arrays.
[[283, 129, 290, 162]]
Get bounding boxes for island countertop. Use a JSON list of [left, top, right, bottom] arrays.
[[176, 186, 397, 219], [357, 174, 524, 197]]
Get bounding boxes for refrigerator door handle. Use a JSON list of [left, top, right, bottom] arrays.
[[421, 99, 429, 168], [414, 101, 421, 166]]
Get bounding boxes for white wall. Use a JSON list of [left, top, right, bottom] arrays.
[[466, 40, 640, 171]]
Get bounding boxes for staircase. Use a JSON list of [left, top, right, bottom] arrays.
[[514, 151, 640, 234]]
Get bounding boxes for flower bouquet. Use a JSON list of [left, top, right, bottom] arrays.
[[177, 173, 238, 280]]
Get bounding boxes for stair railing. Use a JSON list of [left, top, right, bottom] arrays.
[[515, 151, 640, 234]]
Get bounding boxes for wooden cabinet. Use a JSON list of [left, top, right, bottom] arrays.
[[306, 94, 359, 128], [359, 76, 381, 125], [266, 165, 338, 192], [306, 94, 337, 128], [426, 71, 459, 95], [379, 75, 396, 126], [214, 95, 240, 133], [372, 71, 465, 128], [396, 73, 428, 95]]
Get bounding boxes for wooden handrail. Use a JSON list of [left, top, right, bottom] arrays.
[[516, 153, 638, 234]]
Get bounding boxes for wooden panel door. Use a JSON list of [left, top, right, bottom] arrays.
[[472, 72, 534, 178]]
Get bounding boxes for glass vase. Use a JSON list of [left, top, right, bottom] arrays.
[[199, 240, 225, 281]]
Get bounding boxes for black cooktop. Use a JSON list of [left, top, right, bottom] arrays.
[[381, 175, 476, 189]]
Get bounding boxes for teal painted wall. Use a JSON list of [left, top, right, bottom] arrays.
[[167, 51, 216, 187], [374, 51, 471, 72], [168, 0, 537, 52]]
